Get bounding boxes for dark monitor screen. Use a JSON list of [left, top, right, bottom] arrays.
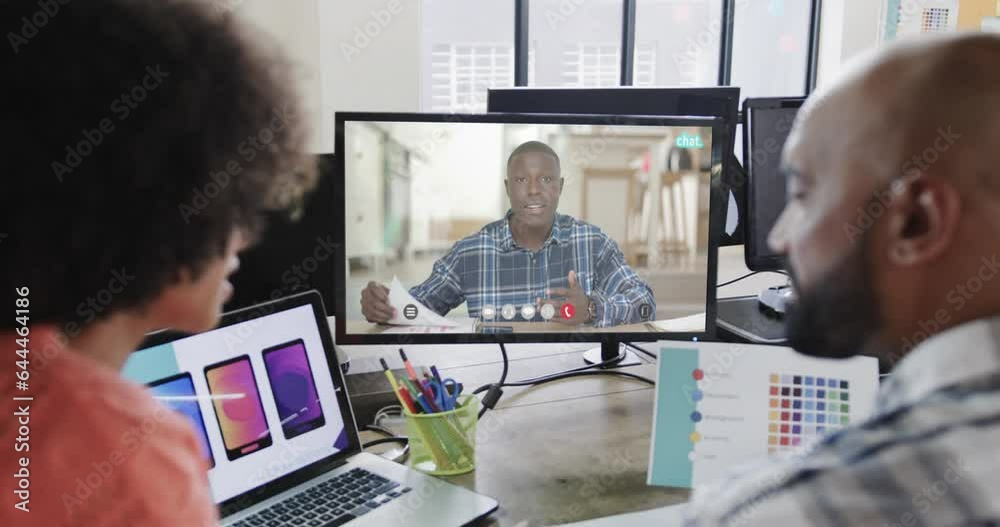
[[334, 112, 727, 345], [743, 97, 805, 271], [487, 87, 744, 246]]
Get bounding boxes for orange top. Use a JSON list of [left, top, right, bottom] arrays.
[[0, 326, 218, 526]]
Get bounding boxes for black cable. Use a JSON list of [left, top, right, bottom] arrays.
[[478, 342, 510, 419], [475, 342, 657, 418], [363, 424, 399, 438], [626, 342, 657, 359], [497, 369, 654, 388], [498, 342, 509, 384], [361, 436, 408, 449], [717, 270, 788, 288]]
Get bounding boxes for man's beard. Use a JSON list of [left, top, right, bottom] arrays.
[[784, 231, 884, 360]]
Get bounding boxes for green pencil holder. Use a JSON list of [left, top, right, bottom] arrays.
[[404, 394, 478, 476]]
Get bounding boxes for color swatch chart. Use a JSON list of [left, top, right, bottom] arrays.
[[768, 373, 851, 455], [647, 342, 878, 489]]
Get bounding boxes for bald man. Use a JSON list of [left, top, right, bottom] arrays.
[[683, 34, 1000, 525]]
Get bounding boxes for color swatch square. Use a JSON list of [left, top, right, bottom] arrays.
[[768, 371, 853, 452]]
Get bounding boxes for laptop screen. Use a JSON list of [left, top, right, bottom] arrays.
[[124, 302, 350, 504]]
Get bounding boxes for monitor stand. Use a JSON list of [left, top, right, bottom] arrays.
[[582, 341, 643, 367]]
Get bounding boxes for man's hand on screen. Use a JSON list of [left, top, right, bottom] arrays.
[[360, 281, 395, 324], [539, 270, 590, 325]]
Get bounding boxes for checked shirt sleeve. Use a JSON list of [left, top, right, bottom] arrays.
[[589, 235, 656, 327], [408, 245, 466, 316]]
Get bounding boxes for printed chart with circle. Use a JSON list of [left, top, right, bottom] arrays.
[[646, 343, 879, 489]]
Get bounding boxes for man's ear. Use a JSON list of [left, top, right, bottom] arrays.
[[504, 178, 510, 197], [885, 175, 961, 266], [559, 177, 565, 193]]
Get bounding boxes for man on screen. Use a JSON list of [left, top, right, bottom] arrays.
[[361, 140, 655, 327]]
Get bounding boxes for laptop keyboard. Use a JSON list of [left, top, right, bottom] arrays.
[[230, 467, 410, 527]]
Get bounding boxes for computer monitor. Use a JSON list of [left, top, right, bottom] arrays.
[[742, 97, 805, 271], [334, 111, 729, 362], [487, 87, 745, 246]]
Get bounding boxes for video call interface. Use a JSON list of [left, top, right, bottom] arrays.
[[125, 304, 349, 503], [344, 120, 717, 335]]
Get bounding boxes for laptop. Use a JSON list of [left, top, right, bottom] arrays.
[[125, 290, 499, 526]]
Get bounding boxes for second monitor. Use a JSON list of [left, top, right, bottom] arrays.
[[334, 112, 727, 348]]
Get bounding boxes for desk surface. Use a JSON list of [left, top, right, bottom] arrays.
[[343, 247, 782, 525], [352, 342, 690, 526]]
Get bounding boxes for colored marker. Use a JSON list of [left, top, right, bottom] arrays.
[[398, 385, 419, 414], [399, 348, 419, 382], [402, 377, 439, 413], [412, 391, 432, 413], [430, 365, 444, 385], [380, 357, 410, 411]]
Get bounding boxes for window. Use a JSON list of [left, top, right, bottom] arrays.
[[633, 42, 657, 87], [633, 0, 722, 87], [428, 43, 514, 112], [731, 0, 812, 99], [562, 43, 620, 87], [421, 1, 515, 112], [528, 0, 623, 86]]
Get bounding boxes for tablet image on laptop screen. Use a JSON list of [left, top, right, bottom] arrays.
[[262, 339, 326, 439], [204, 355, 274, 461], [149, 372, 216, 468]]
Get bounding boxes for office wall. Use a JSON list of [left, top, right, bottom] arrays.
[[319, 0, 422, 152], [817, 0, 882, 88], [231, 0, 324, 153]]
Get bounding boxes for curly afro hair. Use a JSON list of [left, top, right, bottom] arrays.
[[2, 0, 317, 329]]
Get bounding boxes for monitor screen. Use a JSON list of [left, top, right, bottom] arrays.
[[336, 113, 724, 342], [743, 98, 804, 271], [487, 87, 744, 246], [123, 302, 350, 505]]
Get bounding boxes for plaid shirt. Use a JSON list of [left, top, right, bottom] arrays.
[[683, 315, 1000, 526], [409, 212, 655, 327]]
